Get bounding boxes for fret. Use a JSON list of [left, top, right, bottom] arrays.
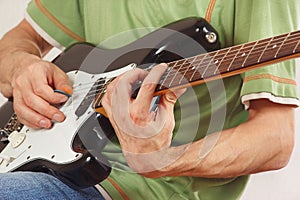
[[159, 64, 173, 90], [227, 43, 245, 71], [213, 47, 231, 75], [201, 51, 218, 78], [274, 33, 290, 58], [151, 30, 300, 95], [189, 53, 208, 81], [202, 48, 228, 78], [168, 59, 186, 88], [242, 38, 275, 68], [258, 37, 273, 63], [242, 41, 258, 67], [178, 57, 196, 85], [256, 35, 283, 64], [293, 40, 300, 53], [274, 31, 300, 58]]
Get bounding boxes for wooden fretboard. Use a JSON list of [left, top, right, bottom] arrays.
[[154, 30, 300, 94]]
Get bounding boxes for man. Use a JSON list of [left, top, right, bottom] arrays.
[[0, 0, 298, 199]]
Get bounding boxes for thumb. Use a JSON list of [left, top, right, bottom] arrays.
[[52, 65, 73, 95], [162, 88, 186, 107]]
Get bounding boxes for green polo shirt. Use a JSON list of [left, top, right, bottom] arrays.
[[26, 0, 299, 199]]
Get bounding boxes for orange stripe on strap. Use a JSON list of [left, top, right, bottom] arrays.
[[107, 177, 130, 200], [244, 74, 297, 85], [35, 0, 85, 42], [205, 0, 217, 22]]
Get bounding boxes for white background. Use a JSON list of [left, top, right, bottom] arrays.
[[0, 1, 299, 199]]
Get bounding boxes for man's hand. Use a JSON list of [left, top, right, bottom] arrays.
[[0, 20, 72, 129], [102, 63, 186, 174], [103, 64, 295, 179], [11, 53, 72, 129]]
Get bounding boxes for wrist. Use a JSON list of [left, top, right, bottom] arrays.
[[0, 50, 41, 97]]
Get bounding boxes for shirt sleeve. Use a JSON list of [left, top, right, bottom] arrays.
[[25, 0, 85, 50], [234, 0, 299, 109]]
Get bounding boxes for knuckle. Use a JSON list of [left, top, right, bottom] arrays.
[[132, 68, 144, 74], [33, 86, 45, 96], [142, 82, 156, 91], [130, 109, 148, 124], [23, 95, 34, 108], [13, 75, 24, 88]]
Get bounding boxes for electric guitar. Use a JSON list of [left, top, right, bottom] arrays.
[[0, 17, 299, 189]]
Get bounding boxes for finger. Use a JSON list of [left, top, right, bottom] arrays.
[[22, 89, 66, 122], [13, 92, 52, 129], [113, 68, 148, 104], [162, 88, 186, 105], [30, 62, 70, 104], [153, 88, 186, 127], [134, 63, 168, 112], [52, 64, 73, 95]]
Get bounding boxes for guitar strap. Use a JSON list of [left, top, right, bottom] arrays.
[[205, 0, 217, 23]]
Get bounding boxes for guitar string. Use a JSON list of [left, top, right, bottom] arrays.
[[6, 32, 300, 124], [69, 34, 300, 102], [70, 30, 300, 93], [65, 38, 300, 114], [67, 40, 299, 110], [61, 37, 300, 114]]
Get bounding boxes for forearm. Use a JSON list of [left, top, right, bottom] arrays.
[[0, 19, 52, 97], [142, 100, 295, 178]]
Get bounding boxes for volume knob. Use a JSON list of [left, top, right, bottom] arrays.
[[8, 131, 26, 148]]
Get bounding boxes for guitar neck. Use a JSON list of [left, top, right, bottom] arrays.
[[154, 30, 300, 95]]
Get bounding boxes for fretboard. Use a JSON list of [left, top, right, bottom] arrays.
[[154, 30, 300, 94]]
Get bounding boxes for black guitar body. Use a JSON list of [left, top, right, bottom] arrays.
[[0, 17, 220, 189]]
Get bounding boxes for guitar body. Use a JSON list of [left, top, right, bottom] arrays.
[[0, 17, 220, 189]]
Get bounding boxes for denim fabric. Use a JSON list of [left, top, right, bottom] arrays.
[[0, 172, 104, 200]]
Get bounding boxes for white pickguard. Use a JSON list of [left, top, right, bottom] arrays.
[[0, 64, 135, 172]]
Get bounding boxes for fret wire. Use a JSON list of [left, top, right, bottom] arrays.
[[159, 61, 175, 90], [274, 32, 290, 58], [70, 31, 300, 100], [214, 47, 231, 75], [293, 40, 300, 53], [227, 43, 245, 71], [242, 40, 258, 67], [178, 57, 196, 85], [258, 37, 273, 63], [79, 31, 300, 96], [168, 59, 186, 88], [189, 53, 208, 81], [152, 35, 300, 90], [82, 36, 300, 99], [201, 52, 218, 78]]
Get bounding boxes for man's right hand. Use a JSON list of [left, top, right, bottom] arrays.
[[0, 20, 72, 129], [11, 53, 72, 129]]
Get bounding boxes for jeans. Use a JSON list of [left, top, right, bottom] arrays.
[[0, 172, 104, 200]]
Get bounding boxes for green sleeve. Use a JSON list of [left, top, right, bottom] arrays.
[[26, 0, 85, 48], [234, 0, 299, 107]]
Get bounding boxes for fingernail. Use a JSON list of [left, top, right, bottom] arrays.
[[59, 96, 68, 103], [39, 119, 50, 128], [53, 113, 64, 122]]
